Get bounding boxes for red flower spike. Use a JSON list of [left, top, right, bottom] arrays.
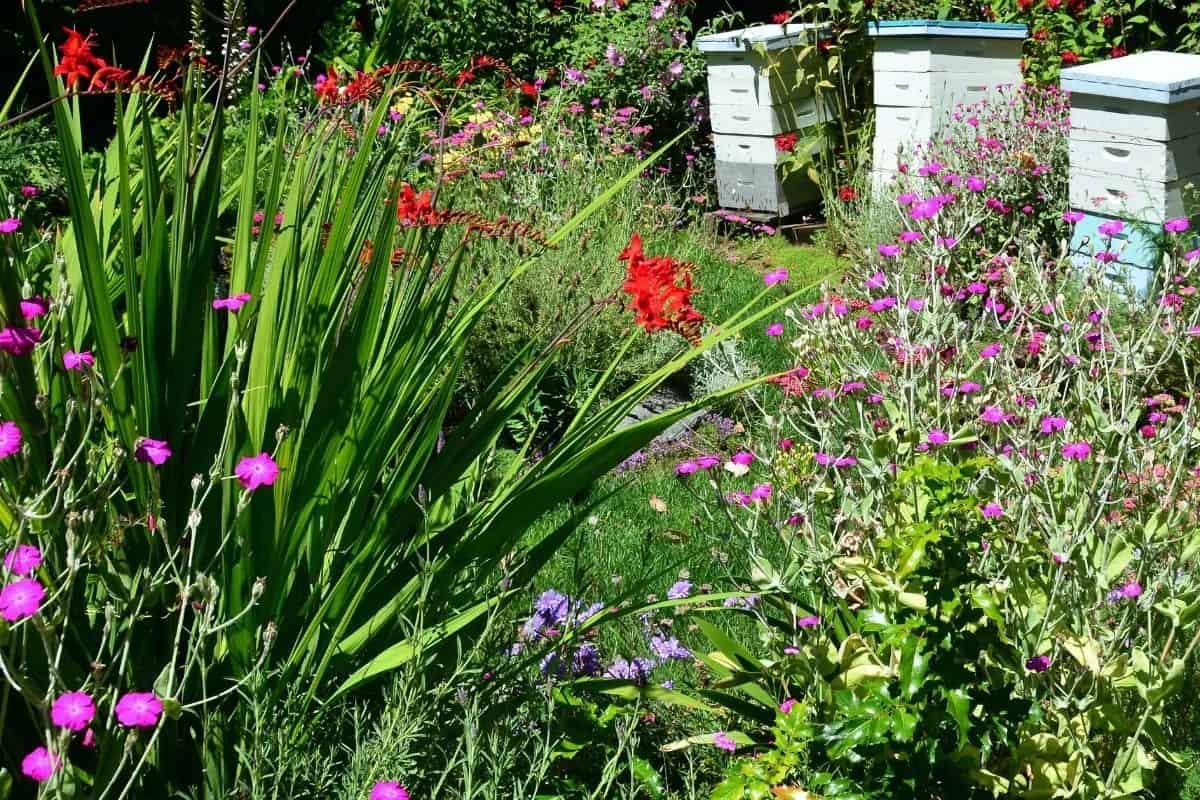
[[618, 233, 705, 346]]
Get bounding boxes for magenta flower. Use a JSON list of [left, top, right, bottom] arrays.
[[236, 452, 280, 490], [675, 461, 698, 476], [865, 271, 887, 290], [869, 296, 897, 313], [0, 326, 42, 356], [21, 747, 60, 782], [1187, 249, 1200, 261], [899, 230, 922, 243], [763, 268, 789, 286], [1062, 210, 1084, 224], [980, 342, 1002, 359], [134, 438, 172, 466], [0, 421, 21, 459], [813, 452, 832, 466], [778, 438, 793, 451], [980, 501, 1004, 519], [0, 578, 45, 621], [21, 185, 39, 198], [51, 692, 96, 731], [980, 406, 1007, 425], [730, 451, 754, 467], [937, 236, 958, 249], [114, 692, 163, 728], [696, 455, 720, 470], [877, 243, 902, 258], [1164, 218, 1189, 234], [779, 698, 797, 714], [1098, 219, 1124, 237], [927, 429, 949, 446], [1039, 415, 1068, 435], [1053, 552, 1067, 564], [1061, 441, 1092, 460], [749, 483, 772, 501], [370, 783, 410, 800], [62, 350, 95, 371], [1140, 424, 1156, 438], [0, 217, 21, 234], [907, 298, 926, 312], [20, 297, 49, 319], [796, 615, 821, 628], [966, 175, 985, 192], [765, 322, 784, 336], [960, 381, 982, 394], [834, 456, 858, 468], [4, 544, 42, 576], [713, 731, 737, 752], [212, 293, 252, 312], [1025, 655, 1051, 673]]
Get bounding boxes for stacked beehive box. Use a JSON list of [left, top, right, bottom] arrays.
[[869, 20, 1026, 190], [696, 24, 830, 218], [1061, 51, 1200, 294]]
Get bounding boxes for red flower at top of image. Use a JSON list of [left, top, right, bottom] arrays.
[[619, 233, 704, 346], [54, 28, 107, 89], [775, 132, 798, 153]]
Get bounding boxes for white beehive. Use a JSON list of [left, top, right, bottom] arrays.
[[697, 23, 832, 216], [868, 20, 1025, 184], [1062, 51, 1200, 224]]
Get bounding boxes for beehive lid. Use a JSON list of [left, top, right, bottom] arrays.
[[1060, 51, 1200, 104], [867, 20, 1026, 39], [696, 23, 829, 53]]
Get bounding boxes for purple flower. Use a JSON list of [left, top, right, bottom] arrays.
[[966, 175, 986, 192], [981, 501, 1004, 518], [212, 293, 252, 313], [877, 243, 902, 258], [865, 271, 887, 290], [605, 657, 656, 685], [869, 296, 897, 313], [927, 429, 949, 446], [649, 634, 692, 660], [749, 483, 772, 501], [730, 451, 754, 466], [1061, 441, 1092, 460], [697, 455, 721, 470], [980, 342, 1002, 359], [1039, 415, 1068, 435], [134, 438, 172, 466], [1098, 219, 1124, 237], [899, 230, 922, 243], [907, 298, 926, 312], [764, 268, 789, 286], [0, 218, 21, 234], [63, 350, 95, 371], [675, 461, 699, 476], [1165, 218, 1189, 234], [667, 580, 692, 600], [796, 615, 820, 628], [4, 544, 42, 576], [765, 322, 784, 336], [980, 406, 1007, 425], [1025, 655, 1051, 673], [713, 731, 737, 752]]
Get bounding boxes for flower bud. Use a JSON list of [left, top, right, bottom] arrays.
[[251, 577, 267, 602]]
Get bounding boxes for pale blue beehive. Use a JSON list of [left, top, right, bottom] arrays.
[[1062, 51, 1200, 292], [868, 20, 1025, 187]]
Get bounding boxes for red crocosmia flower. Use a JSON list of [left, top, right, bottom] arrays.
[[775, 132, 798, 152], [1060, 50, 1079, 65], [1016, 0, 1032, 10], [838, 185, 857, 202], [520, 81, 539, 98], [1101, 14, 1114, 25], [772, 11, 791, 23], [54, 28, 107, 89], [1033, 28, 1048, 40], [619, 232, 705, 346], [1111, 46, 1127, 58], [396, 184, 439, 226], [314, 68, 342, 103]]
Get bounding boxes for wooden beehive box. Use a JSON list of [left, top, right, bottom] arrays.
[[1062, 51, 1200, 288], [868, 20, 1025, 183], [697, 23, 831, 217]]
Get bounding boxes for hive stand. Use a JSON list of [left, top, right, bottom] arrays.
[[696, 24, 831, 218], [1061, 51, 1200, 295], [868, 20, 1026, 192]]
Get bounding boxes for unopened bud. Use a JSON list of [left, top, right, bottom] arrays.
[[275, 424, 290, 444], [191, 474, 204, 492], [251, 577, 267, 602]]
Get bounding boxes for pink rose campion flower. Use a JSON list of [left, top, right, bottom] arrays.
[[0, 421, 22, 459], [763, 268, 789, 286], [1164, 218, 1189, 234], [1053, 552, 1067, 564], [980, 342, 1002, 359], [981, 501, 1004, 518], [4, 544, 42, 575], [1061, 441, 1092, 460], [135, 438, 172, 466], [21, 185, 39, 198], [696, 455, 720, 470], [796, 615, 820, 628], [0, 217, 21, 234], [1118, 579, 1143, 599], [730, 451, 754, 466], [0, 326, 42, 356], [21, 747, 61, 782], [899, 230, 922, 243], [51, 692, 96, 731], [927, 429, 949, 445], [1097, 219, 1124, 237], [780, 698, 797, 714], [62, 350, 95, 371], [713, 731, 737, 752], [907, 298, 926, 312], [877, 243, 902, 258], [114, 692, 163, 728], [236, 452, 280, 490], [1039, 415, 1068, 435], [1062, 210, 1084, 224], [0, 578, 45, 621], [865, 271, 887, 290], [1025, 655, 1051, 672], [980, 406, 1007, 425], [370, 782, 410, 800], [20, 297, 49, 319], [212, 293, 252, 312], [765, 322, 784, 336], [675, 461, 698, 476]]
